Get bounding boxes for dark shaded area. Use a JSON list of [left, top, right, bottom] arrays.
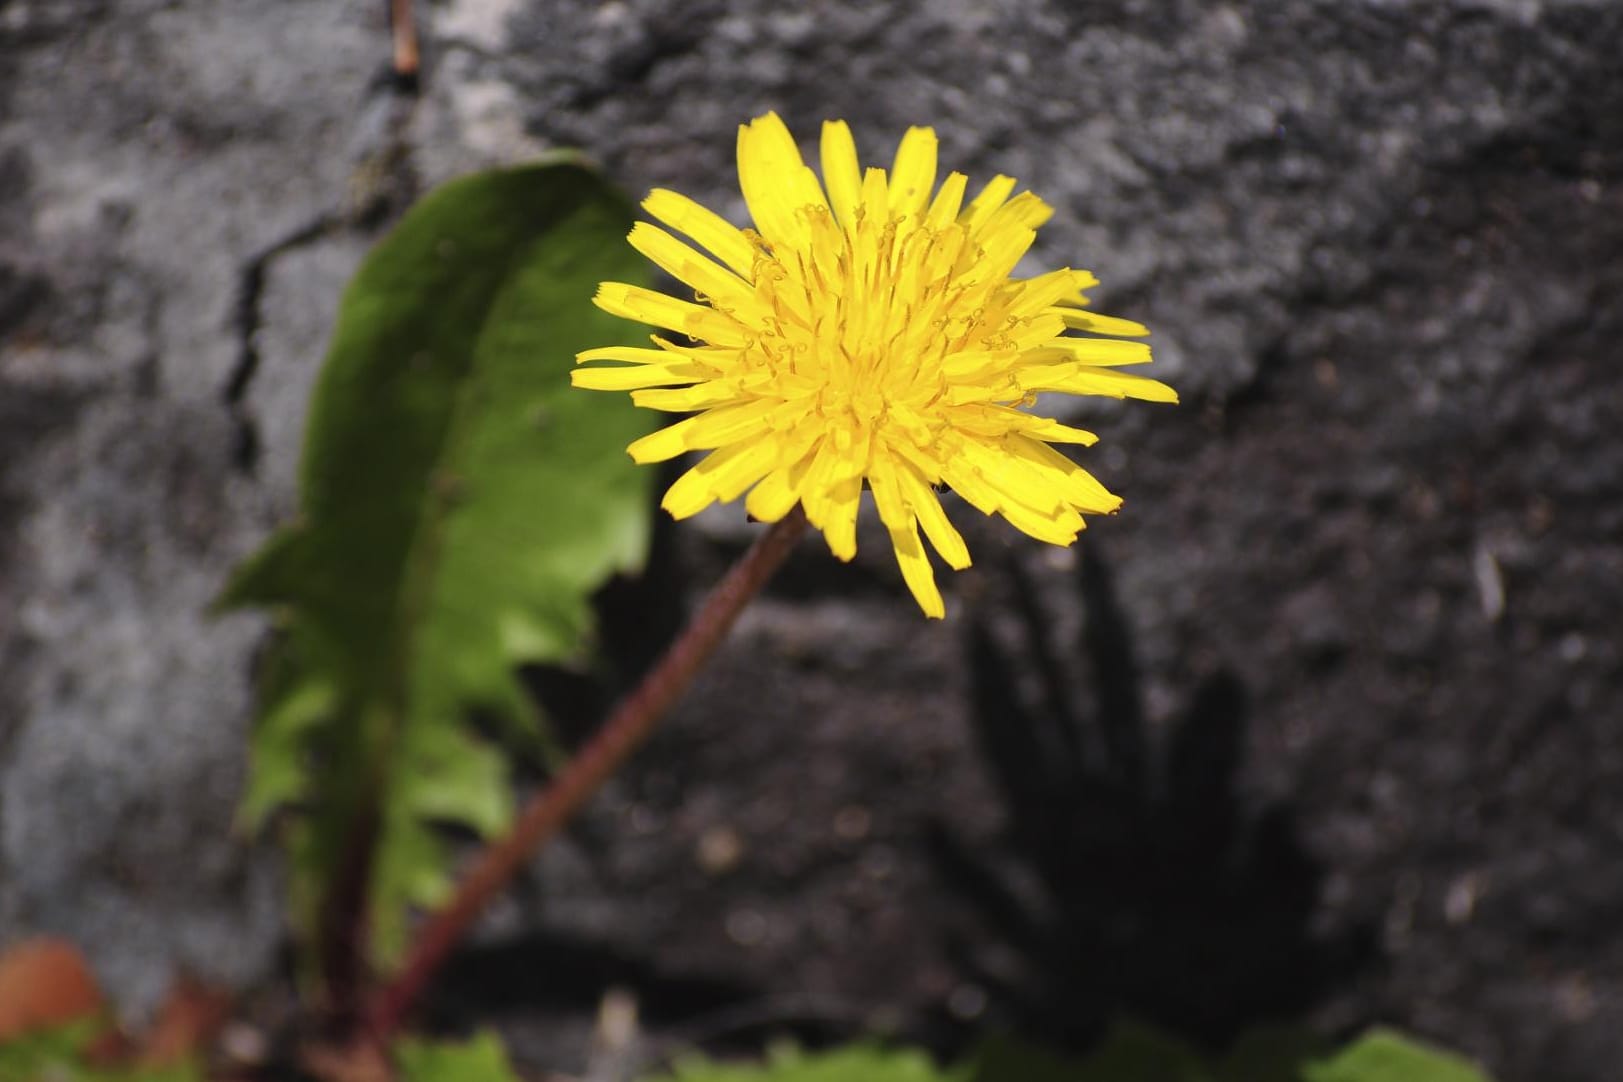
[[931, 548, 1376, 1053], [431, 927, 756, 1030], [523, 461, 689, 756]]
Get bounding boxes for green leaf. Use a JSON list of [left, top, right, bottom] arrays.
[[1215, 1025, 1331, 1082], [646, 1042, 965, 1082], [221, 158, 655, 968], [969, 1023, 1209, 1082], [0, 1019, 203, 1082], [968, 1025, 1488, 1082], [966, 1034, 1084, 1082], [395, 1030, 523, 1082], [1072, 1020, 1209, 1082], [1303, 1029, 1494, 1082]]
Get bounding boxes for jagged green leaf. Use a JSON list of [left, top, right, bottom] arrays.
[[394, 1030, 523, 1082], [646, 1043, 964, 1082], [236, 623, 336, 829], [221, 158, 654, 967], [1303, 1029, 1493, 1082]]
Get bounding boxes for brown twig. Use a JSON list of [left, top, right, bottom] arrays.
[[366, 509, 809, 1038], [388, 0, 419, 85]]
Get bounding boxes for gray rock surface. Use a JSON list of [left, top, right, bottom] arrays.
[[0, 0, 541, 1018], [3, 1, 1621, 1079]]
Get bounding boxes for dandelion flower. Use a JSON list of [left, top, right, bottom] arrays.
[[574, 113, 1176, 617]]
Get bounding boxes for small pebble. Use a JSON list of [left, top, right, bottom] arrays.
[[697, 824, 744, 874], [833, 805, 872, 842], [725, 907, 769, 947], [219, 1022, 268, 1066], [948, 983, 989, 1021]]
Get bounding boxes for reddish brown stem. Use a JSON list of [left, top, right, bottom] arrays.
[[318, 796, 381, 1021], [366, 509, 808, 1038]]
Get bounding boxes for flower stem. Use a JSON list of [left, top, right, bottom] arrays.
[[366, 508, 808, 1039]]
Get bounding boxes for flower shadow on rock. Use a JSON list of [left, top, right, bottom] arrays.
[[429, 924, 755, 1036], [931, 546, 1376, 1052]]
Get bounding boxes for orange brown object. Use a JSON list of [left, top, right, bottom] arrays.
[[390, 0, 419, 82], [0, 937, 104, 1040]]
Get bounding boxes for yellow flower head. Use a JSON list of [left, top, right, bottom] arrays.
[[574, 113, 1176, 617]]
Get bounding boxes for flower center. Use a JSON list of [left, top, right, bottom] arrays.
[[739, 205, 1020, 442]]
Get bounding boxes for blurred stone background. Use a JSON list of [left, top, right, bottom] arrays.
[[2, 1, 1621, 1080]]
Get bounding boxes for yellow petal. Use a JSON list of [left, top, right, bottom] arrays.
[[630, 382, 739, 411], [936, 459, 1000, 518], [820, 474, 863, 562], [662, 440, 780, 518], [975, 225, 1037, 282], [571, 360, 704, 391], [642, 188, 756, 276], [744, 433, 821, 522], [1021, 366, 1179, 402], [1008, 414, 1100, 446], [681, 401, 781, 449], [627, 223, 759, 314], [1047, 307, 1151, 337], [1003, 436, 1122, 513], [744, 465, 802, 522], [593, 282, 750, 346], [738, 112, 825, 248], [625, 415, 703, 463], [867, 450, 906, 529], [795, 438, 843, 530], [891, 455, 971, 570], [949, 443, 1088, 541], [574, 344, 687, 365], [1021, 338, 1154, 368], [939, 373, 1009, 404], [941, 349, 1018, 380], [925, 172, 968, 228], [998, 499, 1085, 546], [625, 401, 775, 463], [981, 190, 1054, 232], [820, 119, 862, 230], [858, 166, 889, 226], [960, 175, 1016, 234], [1007, 269, 1088, 318], [869, 455, 945, 618], [888, 126, 938, 219], [891, 519, 947, 618], [1058, 270, 1101, 298]]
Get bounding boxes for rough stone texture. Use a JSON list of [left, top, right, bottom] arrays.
[[3, 1, 1622, 1080]]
